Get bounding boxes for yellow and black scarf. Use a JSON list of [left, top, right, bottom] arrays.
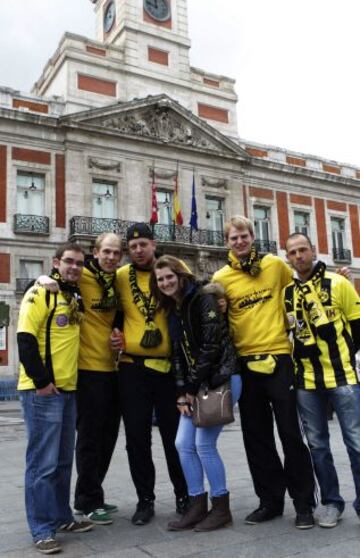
[[129, 264, 162, 348], [286, 261, 331, 345], [86, 258, 118, 311], [49, 268, 84, 325], [228, 245, 262, 277]]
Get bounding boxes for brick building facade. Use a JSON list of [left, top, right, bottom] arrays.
[[0, 0, 359, 375]]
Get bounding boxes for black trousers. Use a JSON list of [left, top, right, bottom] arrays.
[[74, 370, 121, 514], [239, 354, 315, 511], [118, 362, 187, 502]]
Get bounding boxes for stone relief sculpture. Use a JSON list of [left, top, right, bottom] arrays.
[[91, 105, 223, 151]]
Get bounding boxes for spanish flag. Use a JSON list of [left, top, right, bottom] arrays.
[[172, 170, 183, 225]]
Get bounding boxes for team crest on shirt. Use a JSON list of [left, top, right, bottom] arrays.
[[319, 290, 329, 303], [56, 314, 69, 327]]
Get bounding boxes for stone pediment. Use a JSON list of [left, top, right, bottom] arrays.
[[62, 95, 248, 158]]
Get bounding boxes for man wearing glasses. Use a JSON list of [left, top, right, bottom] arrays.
[[36, 233, 123, 527], [17, 242, 93, 555]]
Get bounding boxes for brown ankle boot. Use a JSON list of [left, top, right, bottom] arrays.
[[194, 492, 232, 532], [167, 493, 208, 531]]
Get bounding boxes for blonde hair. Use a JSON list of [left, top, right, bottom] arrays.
[[94, 232, 122, 250], [224, 215, 254, 240]]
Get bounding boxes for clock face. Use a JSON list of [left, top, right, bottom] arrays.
[[144, 0, 171, 22], [104, 1, 116, 33]]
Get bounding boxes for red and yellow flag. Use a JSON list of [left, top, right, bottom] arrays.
[[172, 171, 183, 225]]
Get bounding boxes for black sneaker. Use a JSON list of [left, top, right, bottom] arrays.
[[245, 505, 283, 524], [295, 509, 315, 530], [176, 494, 190, 515], [131, 500, 155, 526]]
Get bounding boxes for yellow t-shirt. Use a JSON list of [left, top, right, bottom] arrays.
[[17, 285, 80, 390], [213, 254, 293, 356], [78, 267, 117, 372], [116, 264, 171, 369], [284, 271, 360, 389]]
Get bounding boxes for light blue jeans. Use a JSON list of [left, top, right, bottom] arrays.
[[19, 390, 76, 542], [175, 375, 242, 498], [297, 384, 360, 514]]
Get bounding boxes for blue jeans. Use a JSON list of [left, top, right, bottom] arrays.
[[297, 384, 360, 514], [175, 375, 242, 498], [19, 390, 76, 542]]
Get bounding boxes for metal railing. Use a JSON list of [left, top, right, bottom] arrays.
[[69, 216, 225, 247], [13, 214, 50, 235], [333, 247, 352, 263], [254, 239, 278, 255], [69, 217, 279, 254]]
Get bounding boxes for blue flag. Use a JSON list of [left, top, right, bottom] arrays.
[[189, 173, 198, 231]]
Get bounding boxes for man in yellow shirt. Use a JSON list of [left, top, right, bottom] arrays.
[[17, 242, 92, 555], [37, 233, 123, 526], [284, 232, 360, 528], [114, 223, 188, 526], [74, 233, 123, 525], [213, 216, 315, 529]]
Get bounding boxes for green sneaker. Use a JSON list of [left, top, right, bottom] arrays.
[[103, 503, 118, 514], [86, 508, 113, 525]]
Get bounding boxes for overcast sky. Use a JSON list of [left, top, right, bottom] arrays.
[[0, 0, 359, 167]]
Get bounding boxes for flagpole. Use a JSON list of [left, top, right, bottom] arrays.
[[172, 162, 178, 241], [151, 160, 155, 235], [190, 166, 194, 243]]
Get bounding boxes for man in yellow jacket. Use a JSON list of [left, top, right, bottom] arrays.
[[17, 242, 93, 555], [114, 223, 188, 526], [213, 216, 315, 529]]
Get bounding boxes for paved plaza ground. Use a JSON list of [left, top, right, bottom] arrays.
[[0, 400, 359, 557]]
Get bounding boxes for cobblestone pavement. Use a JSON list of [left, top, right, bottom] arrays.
[[0, 401, 359, 557]]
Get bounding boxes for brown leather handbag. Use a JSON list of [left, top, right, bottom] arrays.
[[192, 381, 234, 428]]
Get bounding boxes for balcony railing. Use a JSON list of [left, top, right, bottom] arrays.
[[69, 217, 279, 254], [254, 239, 278, 255], [333, 247, 352, 263], [69, 216, 226, 247], [16, 278, 34, 293], [14, 214, 50, 235]]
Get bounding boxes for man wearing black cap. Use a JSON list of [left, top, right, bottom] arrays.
[[113, 223, 188, 525]]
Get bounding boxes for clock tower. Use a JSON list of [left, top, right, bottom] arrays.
[[34, 0, 239, 138], [91, 0, 191, 80]]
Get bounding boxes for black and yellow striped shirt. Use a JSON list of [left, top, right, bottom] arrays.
[[284, 271, 360, 389]]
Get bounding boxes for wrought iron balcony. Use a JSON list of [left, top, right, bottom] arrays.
[[69, 216, 226, 248], [69, 217, 279, 254], [16, 278, 34, 293], [14, 214, 50, 235], [254, 239, 278, 255], [333, 247, 352, 263]]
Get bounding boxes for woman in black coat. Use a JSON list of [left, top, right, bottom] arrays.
[[151, 255, 241, 532]]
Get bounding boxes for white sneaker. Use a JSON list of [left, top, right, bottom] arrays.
[[318, 504, 342, 528]]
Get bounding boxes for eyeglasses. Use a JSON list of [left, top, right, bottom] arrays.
[[60, 258, 85, 268]]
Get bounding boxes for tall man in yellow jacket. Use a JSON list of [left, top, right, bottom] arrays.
[[114, 223, 188, 526], [212, 216, 315, 529], [74, 232, 123, 525]]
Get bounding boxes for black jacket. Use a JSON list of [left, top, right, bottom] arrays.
[[169, 282, 239, 396]]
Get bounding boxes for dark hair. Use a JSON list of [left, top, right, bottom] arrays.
[[150, 255, 195, 312], [285, 232, 313, 251], [55, 242, 85, 260]]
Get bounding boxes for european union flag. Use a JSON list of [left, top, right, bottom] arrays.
[[189, 173, 198, 231]]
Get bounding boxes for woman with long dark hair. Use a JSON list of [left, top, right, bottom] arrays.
[[150, 255, 241, 532]]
